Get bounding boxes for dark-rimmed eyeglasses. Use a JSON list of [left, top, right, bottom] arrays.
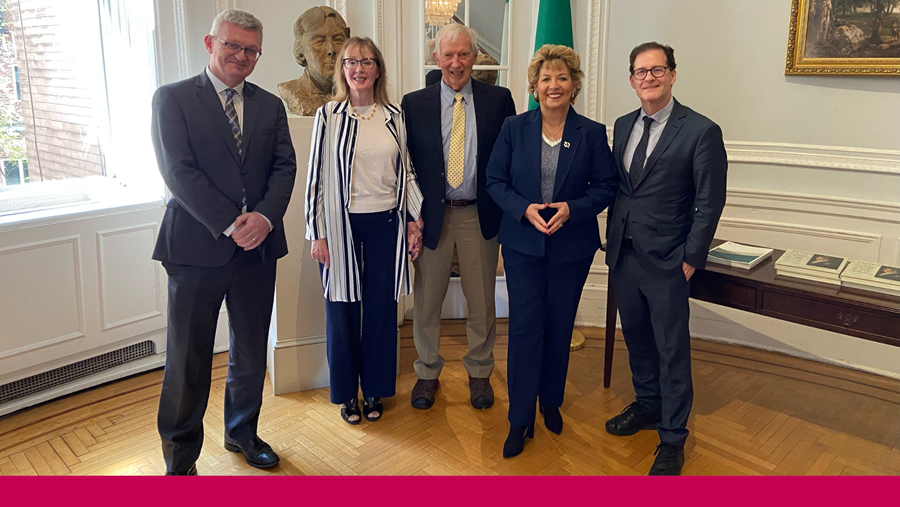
[[631, 66, 669, 80], [213, 36, 262, 61], [342, 58, 378, 70]]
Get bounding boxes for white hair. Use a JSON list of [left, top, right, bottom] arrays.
[[210, 9, 264, 43], [434, 23, 477, 58], [425, 38, 436, 65]]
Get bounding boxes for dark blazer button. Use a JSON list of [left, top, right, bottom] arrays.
[[441, 198, 445, 203]]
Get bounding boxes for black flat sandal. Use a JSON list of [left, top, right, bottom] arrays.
[[341, 398, 361, 425], [363, 397, 383, 422]]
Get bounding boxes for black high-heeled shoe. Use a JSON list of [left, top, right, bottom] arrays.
[[540, 404, 563, 435], [341, 398, 361, 425], [502, 423, 535, 458], [363, 397, 383, 422]]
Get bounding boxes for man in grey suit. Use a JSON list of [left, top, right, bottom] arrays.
[[151, 9, 296, 475], [604, 42, 727, 475]]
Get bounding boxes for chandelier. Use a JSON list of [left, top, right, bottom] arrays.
[[425, 0, 461, 26]]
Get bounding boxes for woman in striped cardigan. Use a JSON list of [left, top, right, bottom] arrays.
[[305, 37, 424, 425]]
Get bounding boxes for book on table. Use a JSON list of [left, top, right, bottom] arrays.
[[775, 250, 849, 281], [840, 261, 900, 296], [707, 241, 773, 269]]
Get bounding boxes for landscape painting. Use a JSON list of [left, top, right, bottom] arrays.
[[786, 0, 900, 75]]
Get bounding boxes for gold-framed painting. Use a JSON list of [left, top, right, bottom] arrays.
[[786, 0, 900, 75]]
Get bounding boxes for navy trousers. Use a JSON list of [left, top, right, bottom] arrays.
[[159, 249, 276, 472], [609, 243, 693, 446], [325, 211, 398, 403], [503, 244, 593, 426]]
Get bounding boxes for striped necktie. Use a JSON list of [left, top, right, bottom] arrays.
[[447, 92, 465, 188], [224, 88, 242, 157]]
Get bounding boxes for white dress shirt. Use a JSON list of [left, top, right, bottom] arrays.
[[205, 67, 272, 236], [623, 96, 675, 172]]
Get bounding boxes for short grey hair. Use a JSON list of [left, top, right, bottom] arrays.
[[210, 9, 264, 43], [434, 23, 477, 58]]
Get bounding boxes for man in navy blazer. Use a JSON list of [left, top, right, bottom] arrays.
[[401, 23, 516, 410], [604, 42, 727, 475], [151, 10, 296, 475]]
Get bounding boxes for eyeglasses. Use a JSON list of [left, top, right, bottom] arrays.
[[213, 36, 262, 61], [631, 66, 669, 80], [342, 58, 378, 70]]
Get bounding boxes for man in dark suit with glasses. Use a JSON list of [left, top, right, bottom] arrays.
[[604, 42, 727, 476], [151, 9, 296, 475]]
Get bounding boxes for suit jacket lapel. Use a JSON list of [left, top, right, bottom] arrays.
[[633, 99, 685, 190], [195, 72, 241, 165], [524, 109, 543, 202], [614, 108, 640, 187], [426, 84, 445, 162], [552, 107, 582, 201], [472, 79, 488, 169], [240, 83, 259, 165]]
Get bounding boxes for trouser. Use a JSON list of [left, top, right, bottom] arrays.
[[503, 244, 592, 426], [325, 210, 399, 403], [609, 242, 693, 446], [159, 249, 276, 472], [412, 204, 499, 379]]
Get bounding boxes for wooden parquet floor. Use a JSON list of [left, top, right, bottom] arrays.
[[0, 320, 898, 476]]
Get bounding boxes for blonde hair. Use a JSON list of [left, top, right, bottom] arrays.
[[527, 45, 583, 105], [332, 37, 390, 106]]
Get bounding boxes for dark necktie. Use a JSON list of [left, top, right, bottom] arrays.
[[629, 116, 654, 189], [224, 88, 242, 157], [224, 88, 246, 212]]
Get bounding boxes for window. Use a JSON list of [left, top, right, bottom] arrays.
[[423, 0, 512, 88], [0, 0, 162, 215]]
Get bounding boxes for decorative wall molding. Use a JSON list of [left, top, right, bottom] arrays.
[[96, 224, 163, 332], [716, 217, 882, 245], [605, 128, 899, 175], [584, 0, 602, 120], [274, 335, 328, 349], [375, 0, 384, 47], [215, 0, 233, 13], [336, 0, 348, 20], [173, 0, 190, 80], [726, 187, 900, 221], [725, 141, 900, 175], [0, 236, 85, 360]]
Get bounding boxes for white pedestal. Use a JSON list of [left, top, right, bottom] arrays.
[[267, 116, 330, 395]]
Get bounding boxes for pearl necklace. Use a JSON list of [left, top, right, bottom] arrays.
[[350, 103, 378, 121]]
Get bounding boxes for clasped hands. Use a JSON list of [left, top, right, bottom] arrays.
[[407, 218, 424, 261], [524, 202, 569, 235], [231, 212, 270, 251]]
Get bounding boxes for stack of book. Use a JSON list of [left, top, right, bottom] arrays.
[[774, 250, 848, 285], [707, 242, 774, 269], [840, 261, 900, 297]]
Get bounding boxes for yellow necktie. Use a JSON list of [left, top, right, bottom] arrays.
[[447, 92, 465, 189]]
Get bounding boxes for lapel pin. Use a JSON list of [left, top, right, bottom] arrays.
[[564, 141, 570, 148]]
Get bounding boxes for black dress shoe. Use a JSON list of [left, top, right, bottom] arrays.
[[224, 436, 280, 469], [605, 402, 661, 436], [539, 404, 563, 435], [502, 423, 534, 458], [649, 443, 684, 475], [165, 463, 197, 476]]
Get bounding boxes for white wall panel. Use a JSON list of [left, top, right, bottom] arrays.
[[97, 224, 162, 331], [0, 237, 85, 360]]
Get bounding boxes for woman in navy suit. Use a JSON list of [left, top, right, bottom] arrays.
[[486, 45, 618, 458]]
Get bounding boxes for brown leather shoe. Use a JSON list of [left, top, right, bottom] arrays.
[[411, 378, 439, 409], [468, 376, 494, 409]]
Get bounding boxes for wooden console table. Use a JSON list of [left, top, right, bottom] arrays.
[[602, 240, 900, 388]]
